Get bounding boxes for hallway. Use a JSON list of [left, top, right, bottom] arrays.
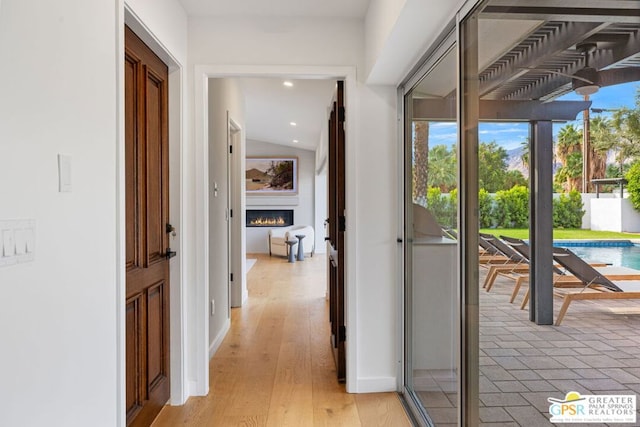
[[152, 254, 410, 426]]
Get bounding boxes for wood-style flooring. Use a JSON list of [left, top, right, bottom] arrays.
[[152, 253, 411, 426]]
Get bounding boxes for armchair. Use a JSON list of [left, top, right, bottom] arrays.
[[269, 225, 315, 257]]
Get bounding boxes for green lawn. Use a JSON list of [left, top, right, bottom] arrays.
[[480, 228, 640, 240]]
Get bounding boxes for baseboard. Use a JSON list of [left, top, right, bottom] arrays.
[[354, 376, 398, 393], [209, 318, 231, 359], [187, 380, 202, 397]]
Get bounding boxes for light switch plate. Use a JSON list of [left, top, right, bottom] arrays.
[[2, 228, 14, 257], [58, 154, 72, 192], [14, 229, 26, 255], [0, 219, 35, 267]]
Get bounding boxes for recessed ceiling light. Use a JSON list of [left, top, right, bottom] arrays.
[[290, 122, 297, 126], [293, 139, 299, 143], [283, 81, 294, 87]]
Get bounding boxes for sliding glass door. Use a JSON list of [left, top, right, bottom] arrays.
[[402, 36, 461, 426]]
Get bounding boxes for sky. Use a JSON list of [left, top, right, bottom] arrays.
[[427, 81, 640, 151]]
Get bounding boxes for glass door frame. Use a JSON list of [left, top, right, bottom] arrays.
[[398, 1, 484, 424], [398, 28, 457, 426]]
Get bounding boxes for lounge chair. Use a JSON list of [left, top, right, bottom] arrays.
[[443, 229, 507, 263], [517, 245, 640, 306], [539, 247, 640, 325], [479, 233, 529, 267], [480, 234, 533, 290], [496, 236, 613, 303]]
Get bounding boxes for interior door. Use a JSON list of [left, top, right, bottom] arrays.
[[125, 26, 171, 426], [328, 80, 346, 381]]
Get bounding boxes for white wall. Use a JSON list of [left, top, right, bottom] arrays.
[[364, 0, 467, 84], [0, 1, 118, 425], [207, 78, 245, 347], [246, 140, 316, 253], [351, 84, 398, 390], [591, 198, 640, 233], [189, 16, 365, 72], [621, 199, 640, 232], [365, 0, 406, 80], [0, 0, 191, 424]]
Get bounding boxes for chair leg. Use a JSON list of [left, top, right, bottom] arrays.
[[484, 267, 499, 291], [555, 295, 574, 326], [520, 289, 530, 310], [510, 276, 526, 303]]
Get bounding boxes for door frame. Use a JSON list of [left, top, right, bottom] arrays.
[[117, 6, 187, 426], [193, 64, 358, 390], [227, 116, 245, 308]]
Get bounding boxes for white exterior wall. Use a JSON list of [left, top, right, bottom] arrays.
[[621, 199, 640, 233], [591, 198, 624, 231], [246, 140, 316, 254], [591, 198, 640, 233]]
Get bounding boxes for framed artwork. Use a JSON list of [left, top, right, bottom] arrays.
[[246, 157, 298, 195]]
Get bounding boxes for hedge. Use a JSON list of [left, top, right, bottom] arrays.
[[424, 186, 584, 229]]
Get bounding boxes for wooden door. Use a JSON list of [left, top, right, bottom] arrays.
[[125, 26, 170, 426], [328, 81, 346, 381]]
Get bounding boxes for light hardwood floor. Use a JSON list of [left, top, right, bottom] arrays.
[[152, 253, 411, 427]]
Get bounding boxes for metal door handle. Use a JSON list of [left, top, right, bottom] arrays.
[[165, 248, 177, 259]]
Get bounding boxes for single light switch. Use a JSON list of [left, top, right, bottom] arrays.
[[14, 229, 26, 255], [2, 229, 15, 257], [25, 228, 35, 253], [58, 154, 72, 192]]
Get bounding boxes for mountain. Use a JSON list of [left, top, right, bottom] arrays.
[[506, 147, 527, 176], [506, 146, 561, 175]]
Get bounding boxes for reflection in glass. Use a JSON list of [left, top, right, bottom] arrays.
[[404, 44, 459, 425]]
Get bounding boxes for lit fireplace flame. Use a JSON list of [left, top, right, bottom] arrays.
[[249, 216, 287, 226]]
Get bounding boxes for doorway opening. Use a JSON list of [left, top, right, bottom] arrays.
[[204, 74, 349, 388]]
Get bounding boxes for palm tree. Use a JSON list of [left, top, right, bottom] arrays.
[[427, 144, 456, 192], [589, 115, 615, 182], [412, 121, 429, 205], [519, 137, 530, 174], [555, 124, 583, 191], [611, 90, 640, 172]]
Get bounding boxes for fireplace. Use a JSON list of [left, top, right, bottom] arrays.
[[246, 209, 294, 227]]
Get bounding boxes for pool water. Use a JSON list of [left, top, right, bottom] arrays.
[[553, 241, 640, 270]]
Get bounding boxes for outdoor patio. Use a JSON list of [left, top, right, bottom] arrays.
[[419, 265, 640, 426], [480, 267, 640, 426]]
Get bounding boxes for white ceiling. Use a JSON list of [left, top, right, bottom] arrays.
[[238, 78, 337, 151], [179, 0, 371, 18], [179, 0, 369, 152]]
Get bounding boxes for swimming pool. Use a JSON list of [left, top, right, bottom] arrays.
[[553, 240, 640, 270]]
